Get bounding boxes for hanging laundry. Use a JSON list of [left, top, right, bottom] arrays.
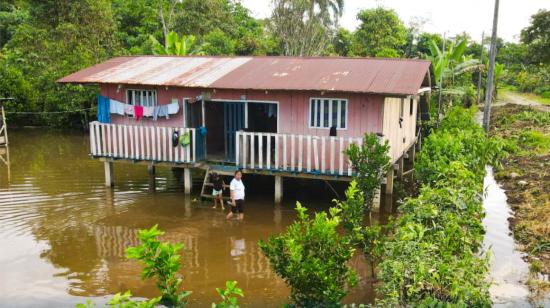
[[143, 106, 154, 117], [167, 102, 180, 115], [109, 99, 125, 115], [172, 130, 180, 147], [153, 105, 169, 120], [124, 104, 134, 116], [180, 132, 190, 147], [134, 105, 144, 121], [97, 94, 110, 123]]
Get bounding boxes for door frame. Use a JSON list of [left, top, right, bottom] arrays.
[[210, 99, 280, 133]]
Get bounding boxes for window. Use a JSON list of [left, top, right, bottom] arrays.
[[409, 98, 414, 115], [399, 98, 404, 118], [309, 98, 347, 129], [127, 89, 157, 107]]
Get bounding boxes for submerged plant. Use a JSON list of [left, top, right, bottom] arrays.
[[126, 224, 192, 307], [346, 133, 390, 214], [212, 280, 244, 308], [259, 202, 357, 307]]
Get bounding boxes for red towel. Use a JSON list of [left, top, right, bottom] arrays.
[[134, 105, 144, 121]]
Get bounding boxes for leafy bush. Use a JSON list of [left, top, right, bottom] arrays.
[[334, 181, 386, 278], [346, 133, 391, 214], [212, 281, 244, 308], [259, 202, 357, 307], [377, 106, 494, 307], [126, 225, 192, 306]]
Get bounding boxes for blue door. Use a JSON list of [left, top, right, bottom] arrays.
[[224, 102, 245, 162]]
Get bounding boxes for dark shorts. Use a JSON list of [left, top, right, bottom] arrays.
[[231, 199, 244, 214]]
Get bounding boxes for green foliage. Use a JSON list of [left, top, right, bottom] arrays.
[[346, 133, 390, 213], [351, 7, 406, 57], [520, 9, 550, 64], [334, 181, 386, 278], [126, 225, 192, 306], [212, 281, 244, 308], [201, 29, 235, 56], [259, 202, 357, 307], [150, 31, 200, 56], [269, 0, 342, 56], [107, 291, 161, 308], [377, 106, 494, 306]]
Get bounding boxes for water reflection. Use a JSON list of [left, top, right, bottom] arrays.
[[0, 129, 397, 306]]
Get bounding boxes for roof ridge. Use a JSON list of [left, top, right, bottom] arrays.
[[112, 54, 431, 63]]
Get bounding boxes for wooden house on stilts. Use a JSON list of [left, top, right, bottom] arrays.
[[58, 56, 431, 202]]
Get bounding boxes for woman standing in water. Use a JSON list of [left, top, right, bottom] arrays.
[[226, 170, 245, 221]]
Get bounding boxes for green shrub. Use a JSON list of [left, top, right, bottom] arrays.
[[377, 106, 494, 307], [346, 133, 391, 214], [126, 225, 192, 306], [212, 281, 244, 308], [259, 202, 357, 307]]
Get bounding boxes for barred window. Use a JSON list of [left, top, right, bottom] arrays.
[[309, 98, 347, 129], [127, 89, 157, 107]]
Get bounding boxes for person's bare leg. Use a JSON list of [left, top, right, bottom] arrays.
[[226, 211, 233, 220], [220, 196, 225, 210], [239, 213, 244, 221]]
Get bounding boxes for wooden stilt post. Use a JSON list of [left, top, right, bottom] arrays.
[[409, 144, 416, 164], [397, 157, 404, 180], [385, 169, 394, 195], [274, 175, 283, 204], [274, 176, 283, 203], [184, 168, 192, 194], [148, 164, 156, 175], [104, 161, 114, 187]]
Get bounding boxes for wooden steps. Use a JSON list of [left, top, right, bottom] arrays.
[[199, 165, 236, 201]]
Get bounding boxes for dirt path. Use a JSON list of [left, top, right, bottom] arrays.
[[494, 91, 550, 112]]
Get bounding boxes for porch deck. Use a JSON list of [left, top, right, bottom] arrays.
[[89, 122, 362, 179]]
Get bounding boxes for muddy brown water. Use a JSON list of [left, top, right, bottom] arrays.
[[0, 129, 396, 307]]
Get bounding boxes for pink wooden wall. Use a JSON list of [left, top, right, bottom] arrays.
[[100, 84, 384, 139]]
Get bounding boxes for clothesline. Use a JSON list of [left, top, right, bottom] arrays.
[[5, 107, 96, 114], [98, 95, 180, 124]]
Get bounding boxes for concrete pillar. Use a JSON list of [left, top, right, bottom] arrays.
[[274, 175, 283, 203], [397, 157, 404, 180], [104, 161, 114, 187], [183, 168, 192, 194], [385, 169, 394, 195]]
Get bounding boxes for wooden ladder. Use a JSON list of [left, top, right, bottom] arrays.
[[200, 166, 232, 201], [0, 104, 7, 146]]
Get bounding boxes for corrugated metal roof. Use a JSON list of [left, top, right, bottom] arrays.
[[58, 56, 431, 95]]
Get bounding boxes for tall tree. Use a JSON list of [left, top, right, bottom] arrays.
[[520, 9, 550, 64], [269, 0, 343, 56], [351, 7, 406, 58]]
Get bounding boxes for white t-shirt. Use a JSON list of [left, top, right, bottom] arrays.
[[230, 178, 245, 200]]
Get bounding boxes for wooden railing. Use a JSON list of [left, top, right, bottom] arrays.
[[236, 132, 362, 176], [89, 121, 197, 163]]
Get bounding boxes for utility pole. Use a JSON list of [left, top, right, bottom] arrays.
[[483, 0, 500, 132], [476, 31, 485, 105], [436, 32, 446, 127]]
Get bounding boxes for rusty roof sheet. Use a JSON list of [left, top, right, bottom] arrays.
[[58, 56, 431, 95]]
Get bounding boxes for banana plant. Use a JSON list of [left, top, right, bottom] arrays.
[[427, 38, 483, 87], [150, 31, 203, 56]]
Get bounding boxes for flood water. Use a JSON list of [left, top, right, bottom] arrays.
[[483, 166, 532, 307], [0, 129, 395, 307]]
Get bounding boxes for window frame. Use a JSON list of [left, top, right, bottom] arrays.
[[126, 89, 158, 108], [409, 97, 414, 116], [308, 97, 348, 130]]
